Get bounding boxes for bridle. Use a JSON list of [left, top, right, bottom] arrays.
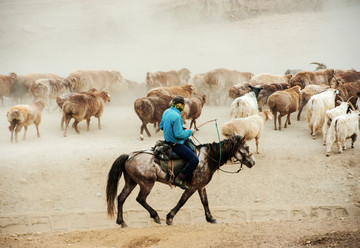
[[196, 119, 244, 174]]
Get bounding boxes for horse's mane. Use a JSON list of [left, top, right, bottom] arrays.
[[196, 135, 245, 172]]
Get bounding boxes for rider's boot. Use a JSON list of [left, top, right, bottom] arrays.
[[172, 172, 189, 190]]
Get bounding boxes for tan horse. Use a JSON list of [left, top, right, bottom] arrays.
[[106, 135, 255, 227]]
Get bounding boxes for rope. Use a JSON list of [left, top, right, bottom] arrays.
[[214, 120, 222, 168], [219, 163, 243, 173], [180, 118, 244, 174], [168, 160, 175, 188], [215, 119, 243, 174], [206, 151, 243, 174]]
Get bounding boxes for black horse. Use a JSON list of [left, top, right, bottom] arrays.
[[106, 135, 255, 227]]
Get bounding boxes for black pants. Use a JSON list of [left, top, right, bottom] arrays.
[[168, 142, 199, 178]]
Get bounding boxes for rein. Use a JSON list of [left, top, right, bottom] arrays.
[[197, 119, 243, 174]]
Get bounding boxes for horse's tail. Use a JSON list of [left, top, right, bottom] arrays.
[[106, 154, 129, 218]]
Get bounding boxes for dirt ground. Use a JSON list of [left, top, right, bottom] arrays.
[[1, 1, 360, 247], [1, 218, 360, 248], [0, 100, 359, 247]]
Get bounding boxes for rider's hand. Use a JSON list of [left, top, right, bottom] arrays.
[[190, 129, 197, 135]]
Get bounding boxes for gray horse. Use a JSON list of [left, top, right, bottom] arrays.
[[106, 135, 255, 227]]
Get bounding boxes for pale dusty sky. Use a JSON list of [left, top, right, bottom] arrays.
[[0, 0, 359, 81]]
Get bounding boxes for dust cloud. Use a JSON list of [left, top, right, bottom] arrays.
[[0, 0, 359, 82]]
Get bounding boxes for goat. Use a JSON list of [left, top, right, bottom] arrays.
[[192, 69, 253, 105], [250, 73, 292, 86], [56, 88, 98, 130], [146, 83, 196, 99], [68, 70, 123, 92], [322, 97, 351, 145], [228, 82, 251, 99], [229, 83, 289, 111], [306, 89, 338, 139], [146, 68, 191, 90], [134, 94, 173, 140], [181, 94, 207, 130], [6, 99, 47, 143], [267, 86, 301, 131], [256, 83, 290, 111], [325, 107, 359, 156], [297, 84, 330, 121], [332, 69, 360, 86], [221, 110, 273, 154], [290, 69, 335, 89], [229, 86, 262, 119], [29, 77, 76, 105], [0, 72, 17, 105], [334, 81, 360, 108], [62, 90, 111, 137], [284, 62, 327, 75]]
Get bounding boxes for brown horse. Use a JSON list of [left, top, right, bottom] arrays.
[[106, 135, 255, 227]]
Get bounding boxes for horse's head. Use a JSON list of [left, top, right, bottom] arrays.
[[232, 136, 255, 168]]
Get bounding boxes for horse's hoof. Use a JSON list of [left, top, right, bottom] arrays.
[[117, 220, 128, 228], [207, 217, 217, 224], [166, 218, 173, 226], [153, 216, 161, 224]]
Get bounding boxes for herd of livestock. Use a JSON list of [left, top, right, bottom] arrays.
[[1, 65, 360, 157]]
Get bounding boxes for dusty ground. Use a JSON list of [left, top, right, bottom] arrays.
[[0, 100, 359, 247], [1, 0, 360, 247], [1, 218, 360, 248]]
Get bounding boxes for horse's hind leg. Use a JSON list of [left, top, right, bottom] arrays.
[[117, 177, 137, 228], [198, 187, 216, 224], [136, 182, 161, 224], [166, 188, 196, 225]]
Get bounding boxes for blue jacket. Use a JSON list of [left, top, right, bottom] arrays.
[[160, 106, 192, 144]]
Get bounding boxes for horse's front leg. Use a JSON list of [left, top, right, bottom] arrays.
[[198, 187, 217, 224], [166, 188, 197, 225], [136, 182, 161, 224], [117, 178, 137, 228]]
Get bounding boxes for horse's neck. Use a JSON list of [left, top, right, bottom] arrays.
[[199, 145, 226, 172]]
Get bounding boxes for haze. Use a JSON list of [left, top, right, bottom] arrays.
[[0, 0, 359, 83]]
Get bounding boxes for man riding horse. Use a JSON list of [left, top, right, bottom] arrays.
[[160, 95, 198, 190]]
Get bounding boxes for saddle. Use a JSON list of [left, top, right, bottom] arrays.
[[152, 139, 196, 181]]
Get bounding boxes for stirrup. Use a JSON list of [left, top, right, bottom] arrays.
[[172, 177, 189, 190]]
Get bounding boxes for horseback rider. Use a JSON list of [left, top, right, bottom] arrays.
[[160, 95, 199, 190]]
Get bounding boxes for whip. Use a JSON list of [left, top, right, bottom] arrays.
[[196, 119, 217, 129]]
